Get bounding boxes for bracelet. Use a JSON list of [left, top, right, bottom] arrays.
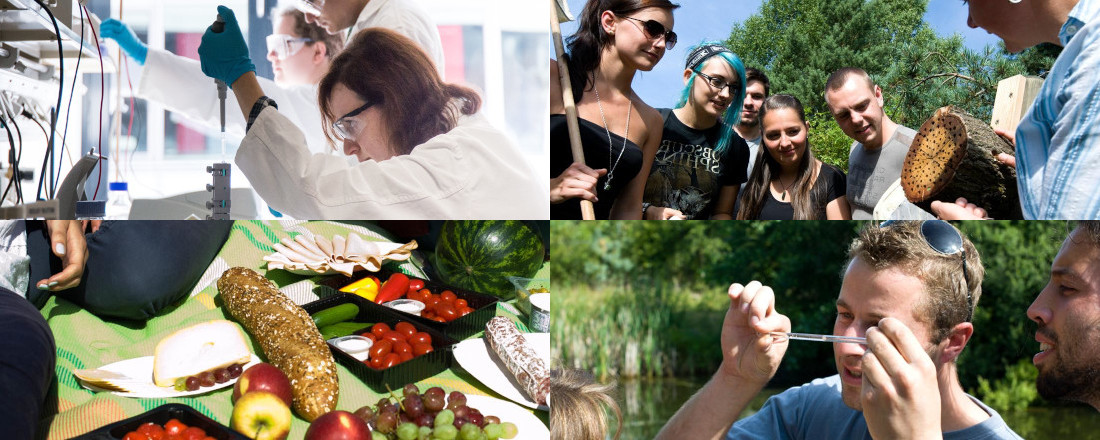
[[642, 202, 651, 217]]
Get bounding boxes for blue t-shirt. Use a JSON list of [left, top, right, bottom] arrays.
[[727, 375, 1022, 440]]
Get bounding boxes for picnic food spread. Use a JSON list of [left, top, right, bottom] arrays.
[[485, 317, 550, 406], [151, 320, 253, 390], [218, 267, 340, 421]]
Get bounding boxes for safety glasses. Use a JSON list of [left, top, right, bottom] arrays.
[[332, 101, 374, 142], [621, 16, 677, 49], [880, 220, 972, 321], [266, 34, 314, 60], [294, 0, 324, 16], [694, 70, 739, 95]]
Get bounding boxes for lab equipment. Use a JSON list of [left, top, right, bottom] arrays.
[[769, 332, 867, 345], [75, 200, 106, 220], [205, 13, 232, 220], [106, 182, 132, 220]]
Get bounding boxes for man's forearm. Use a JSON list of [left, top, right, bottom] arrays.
[[655, 369, 765, 440]]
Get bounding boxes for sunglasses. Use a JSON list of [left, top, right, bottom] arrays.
[[694, 70, 739, 94], [266, 34, 314, 60], [880, 220, 973, 321], [332, 101, 374, 142], [294, 0, 323, 16], [621, 16, 677, 50]]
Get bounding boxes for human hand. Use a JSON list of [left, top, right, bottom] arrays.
[[198, 6, 256, 87], [717, 281, 791, 385], [99, 19, 148, 65], [35, 220, 87, 291], [550, 162, 607, 204], [992, 128, 1017, 169], [861, 317, 941, 440], [931, 197, 987, 220], [647, 206, 684, 220]]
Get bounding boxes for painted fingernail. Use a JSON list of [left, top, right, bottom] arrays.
[[54, 243, 66, 255], [48, 281, 59, 287]]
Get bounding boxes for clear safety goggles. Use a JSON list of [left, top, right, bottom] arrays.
[[266, 34, 314, 60], [333, 101, 375, 142], [294, 0, 324, 16]]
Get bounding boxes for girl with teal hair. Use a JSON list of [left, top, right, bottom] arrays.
[[642, 41, 750, 219]]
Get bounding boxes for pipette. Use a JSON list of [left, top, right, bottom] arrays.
[[769, 332, 866, 345], [212, 15, 228, 161], [204, 13, 231, 219]]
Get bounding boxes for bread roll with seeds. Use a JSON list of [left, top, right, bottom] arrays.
[[217, 267, 338, 421]]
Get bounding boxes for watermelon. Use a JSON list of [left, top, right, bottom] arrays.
[[434, 221, 544, 300]]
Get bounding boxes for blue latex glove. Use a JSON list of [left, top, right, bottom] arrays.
[[198, 5, 255, 87], [99, 18, 148, 65]]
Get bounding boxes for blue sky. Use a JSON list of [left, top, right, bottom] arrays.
[[556, 0, 1001, 106]]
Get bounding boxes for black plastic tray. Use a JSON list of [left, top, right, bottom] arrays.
[[303, 294, 458, 391], [69, 403, 248, 440], [318, 268, 498, 341]]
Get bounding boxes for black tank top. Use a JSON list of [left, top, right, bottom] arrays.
[[550, 113, 644, 219]]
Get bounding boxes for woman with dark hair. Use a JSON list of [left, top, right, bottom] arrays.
[[550, 0, 680, 219], [196, 6, 543, 219], [735, 94, 850, 220], [642, 41, 750, 220], [100, 8, 343, 155]]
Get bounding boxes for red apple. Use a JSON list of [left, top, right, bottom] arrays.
[[233, 363, 293, 407], [231, 391, 293, 440], [304, 410, 372, 440]]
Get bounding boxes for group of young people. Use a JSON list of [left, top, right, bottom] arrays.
[[100, 0, 543, 219], [550, 0, 1100, 220]]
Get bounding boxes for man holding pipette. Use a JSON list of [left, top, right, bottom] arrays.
[[657, 220, 1022, 440]]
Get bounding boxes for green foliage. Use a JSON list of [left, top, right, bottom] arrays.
[[807, 111, 853, 172], [555, 221, 1068, 408], [976, 358, 1040, 413]]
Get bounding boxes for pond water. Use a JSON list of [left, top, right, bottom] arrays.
[[610, 377, 1100, 439]]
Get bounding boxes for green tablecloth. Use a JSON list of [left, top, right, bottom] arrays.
[[40, 221, 549, 439]]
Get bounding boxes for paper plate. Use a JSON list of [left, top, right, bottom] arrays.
[[465, 394, 549, 439], [76, 353, 261, 398], [454, 333, 549, 411]]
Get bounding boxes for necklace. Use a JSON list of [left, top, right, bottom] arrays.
[[594, 74, 632, 192], [777, 175, 796, 202]]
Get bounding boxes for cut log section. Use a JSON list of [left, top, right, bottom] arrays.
[[901, 106, 1021, 218]]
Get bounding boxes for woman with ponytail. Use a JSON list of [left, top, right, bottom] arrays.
[[642, 42, 749, 219], [735, 94, 851, 220], [198, 16, 543, 219], [550, 0, 681, 219]]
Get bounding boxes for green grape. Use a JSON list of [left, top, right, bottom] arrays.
[[459, 423, 481, 440], [431, 424, 458, 440], [419, 425, 433, 440], [434, 409, 455, 427], [483, 423, 502, 440], [371, 432, 389, 440], [397, 422, 420, 440], [501, 422, 518, 439]]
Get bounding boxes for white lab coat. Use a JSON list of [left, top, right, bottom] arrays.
[[138, 48, 333, 155], [236, 105, 548, 219], [348, 0, 446, 76]]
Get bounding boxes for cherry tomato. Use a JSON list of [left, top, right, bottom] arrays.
[[360, 332, 378, 343], [437, 305, 458, 322], [399, 351, 414, 362], [164, 419, 187, 436], [370, 323, 391, 338], [419, 288, 432, 296], [422, 311, 437, 320], [454, 299, 468, 309], [370, 339, 393, 359], [382, 331, 405, 344], [382, 353, 402, 369], [406, 290, 423, 303], [408, 279, 425, 293], [393, 340, 412, 356], [430, 316, 447, 323], [183, 427, 207, 440], [424, 295, 441, 309], [412, 342, 434, 356], [409, 332, 432, 346], [441, 291, 457, 303], [138, 422, 166, 440], [123, 433, 145, 440], [394, 322, 418, 338], [370, 355, 384, 369], [458, 307, 475, 317]]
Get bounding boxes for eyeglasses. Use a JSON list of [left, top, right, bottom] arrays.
[[880, 220, 973, 321], [332, 101, 374, 142], [694, 70, 739, 94], [621, 16, 677, 50], [266, 34, 314, 60], [294, 0, 324, 16]]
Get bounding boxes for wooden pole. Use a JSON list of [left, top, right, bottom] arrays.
[[550, 0, 596, 220]]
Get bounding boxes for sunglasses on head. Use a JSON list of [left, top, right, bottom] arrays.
[[880, 220, 973, 322], [621, 16, 677, 49]]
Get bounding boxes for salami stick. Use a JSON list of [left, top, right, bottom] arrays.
[[485, 317, 549, 405]]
